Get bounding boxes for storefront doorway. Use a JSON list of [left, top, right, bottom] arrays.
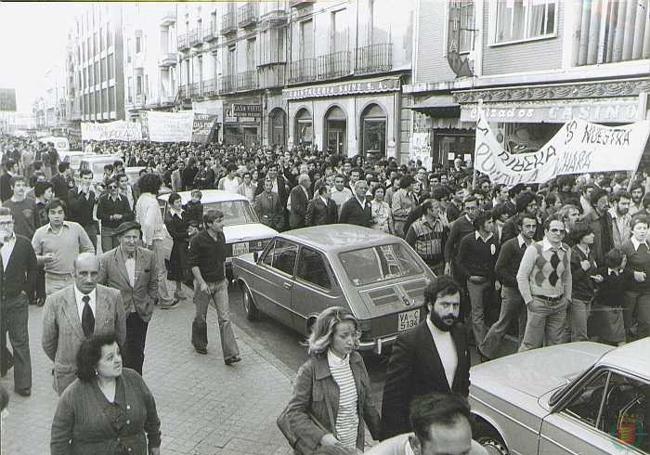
[[294, 108, 313, 146], [324, 106, 346, 155], [269, 108, 286, 147], [361, 104, 387, 162]]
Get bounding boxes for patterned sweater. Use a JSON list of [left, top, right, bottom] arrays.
[[517, 238, 572, 303]]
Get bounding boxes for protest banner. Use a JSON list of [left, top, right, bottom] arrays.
[[473, 110, 650, 187], [81, 121, 142, 142], [147, 111, 194, 142], [409, 132, 432, 170], [192, 113, 218, 143]]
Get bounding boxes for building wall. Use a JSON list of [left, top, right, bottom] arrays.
[[413, 0, 456, 84]]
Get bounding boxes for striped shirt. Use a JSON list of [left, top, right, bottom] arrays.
[[327, 349, 359, 448]]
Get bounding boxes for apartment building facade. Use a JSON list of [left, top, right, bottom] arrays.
[[407, 0, 650, 167], [65, 4, 125, 124]]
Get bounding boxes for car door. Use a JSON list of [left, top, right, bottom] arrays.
[[253, 238, 298, 327], [539, 368, 650, 455], [292, 246, 345, 334]]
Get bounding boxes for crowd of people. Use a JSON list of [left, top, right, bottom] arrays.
[[1, 132, 650, 454]]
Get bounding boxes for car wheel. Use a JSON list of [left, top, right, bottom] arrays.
[[477, 437, 509, 455], [241, 283, 260, 321]]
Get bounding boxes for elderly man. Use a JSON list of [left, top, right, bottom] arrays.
[[254, 178, 285, 231], [32, 198, 95, 296], [339, 179, 372, 227], [41, 253, 126, 395], [288, 173, 312, 229], [98, 221, 158, 375]]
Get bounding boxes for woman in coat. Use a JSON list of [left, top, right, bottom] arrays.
[[285, 307, 380, 453], [165, 192, 190, 304], [51, 334, 161, 455]]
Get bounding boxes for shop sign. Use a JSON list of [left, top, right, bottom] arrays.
[[232, 104, 262, 117], [284, 78, 400, 100], [461, 98, 642, 123]]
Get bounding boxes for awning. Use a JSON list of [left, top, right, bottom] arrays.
[[412, 94, 460, 117]]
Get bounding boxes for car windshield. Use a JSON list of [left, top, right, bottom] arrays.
[[204, 200, 259, 226], [339, 243, 423, 286]]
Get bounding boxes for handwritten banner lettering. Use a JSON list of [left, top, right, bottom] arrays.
[[147, 111, 195, 143], [192, 114, 218, 143], [81, 121, 142, 142]]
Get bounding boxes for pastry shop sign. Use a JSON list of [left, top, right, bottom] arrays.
[[284, 78, 400, 100]]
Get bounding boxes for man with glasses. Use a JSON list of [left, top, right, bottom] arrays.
[[97, 176, 134, 253], [517, 214, 572, 351], [444, 196, 479, 279], [187, 209, 241, 365]]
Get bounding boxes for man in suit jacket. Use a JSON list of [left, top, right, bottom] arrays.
[[288, 173, 312, 229], [67, 169, 98, 250], [305, 185, 338, 226], [380, 275, 470, 440], [339, 180, 372, 227], [42, 253, 126, 395], [98, 222, 157, 375], [254, 164, 289, 207]]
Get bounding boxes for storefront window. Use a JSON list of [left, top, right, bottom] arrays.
[[295, 108, 313, 146], [324, 105, 346, 155], [361, 104, 386, 161], [269, 108, 286, 147], [433, 130, 475, 167]]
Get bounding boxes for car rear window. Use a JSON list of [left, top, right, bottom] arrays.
[[204, 200, 259, 226], [339, 243, 423, 286]]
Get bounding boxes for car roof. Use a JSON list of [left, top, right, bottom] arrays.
[[158, 189, 247, 204], [280, 225, 399, 252], [598, 338, 650, 378]]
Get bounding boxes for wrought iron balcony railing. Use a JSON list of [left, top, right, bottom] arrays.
[[355, 43, 392, 75], [288, 58, 316, 84], [316, 51, 351, 80]]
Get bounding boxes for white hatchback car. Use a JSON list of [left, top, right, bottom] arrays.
[[470, 339, 650, 455], [158, 190, 278, 276]]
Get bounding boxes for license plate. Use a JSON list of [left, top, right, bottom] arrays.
[[398, 309, 420, 332], [232, 242, 249, 256]]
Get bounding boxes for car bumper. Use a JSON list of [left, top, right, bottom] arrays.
[[358, 335, 398, 355]]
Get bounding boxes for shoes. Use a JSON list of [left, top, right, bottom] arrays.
[[159, 299, 179, 310], [224, 356, 241, 366], [195, 346, 208, 355], [36, 297, 46, 307], [15, 388, 31, 397]]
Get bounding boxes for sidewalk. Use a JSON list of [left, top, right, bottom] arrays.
[[0, 291, 295, 455]]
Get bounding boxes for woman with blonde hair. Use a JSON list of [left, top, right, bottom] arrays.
[[285, 307, 380, 453]]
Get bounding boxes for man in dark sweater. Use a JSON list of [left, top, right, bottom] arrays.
[[0, 160, 18, 203], [339, 180, 372, 227], [3, 176, 36, 240], [501, 192, 543, 244], [0, 207, 38, 396], [444, 195, 479, 279], [96, 176, 134, 253], [456, 210, 499, 346], [188, 209, 241, 364], [480, 214, 536, 359], [67, 169, 98, 250], [50, 162, 72, 203]]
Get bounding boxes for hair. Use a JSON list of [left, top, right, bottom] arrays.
[[558, 204, 580, 219], [630, 214, 650, 230], [371, 185, 386, 198], [190, 188, 202, 199], [113, 160, 123, 168], [103, 163, 114, 173], [543, 213, 565, 231], [463, 195, 477, 207], [79, 168, 93, 179], [610, 190, 631, 204], [115, 172, 128, 182], [410, 393, 472, 445], [45, 197, 66, 214], [589, 188, 608, 206], [334, 173, 346, 183], [307, 307, 359, 356], [399, 175, 414, 189], [515, 192, 536, 213], [582, 183, 596, 195], [317, 185, 329, 196], [630, 183, 644, 195], [34, 181, 53, 198], [569, 223, 594, 245], [491, 204, 511, 222], [203, 208, 224, 226], [545, 192, 559, 207], [423, 276, 460, 315], [76, 333, 119, 382], [227, 162, 238, 172], [10, 175, 25, 187], [472, 209, 493, 231], [138, 173, 162, 195], [517, 212, 537, 227], [168, 192, 182, 205], [58, 162, 70, 173]]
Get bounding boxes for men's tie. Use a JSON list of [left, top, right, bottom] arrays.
[[82, 295, 94, 338], [548, 249, 560, 287]]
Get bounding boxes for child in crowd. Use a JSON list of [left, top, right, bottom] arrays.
[[590, 248, 626, 346]]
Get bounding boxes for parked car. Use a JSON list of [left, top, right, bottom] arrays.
[[470, 339, 650, 454], [158, 190, 277, 277], [232, 225, 436, 354]]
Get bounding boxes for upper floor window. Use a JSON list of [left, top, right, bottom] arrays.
[[494, 0, 556, 44]]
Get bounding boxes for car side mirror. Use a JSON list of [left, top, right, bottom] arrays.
[[253, 251, 259, 262]]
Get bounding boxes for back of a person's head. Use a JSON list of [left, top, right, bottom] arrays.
[[410, 393, 472, 444]]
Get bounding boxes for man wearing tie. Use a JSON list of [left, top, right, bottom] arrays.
[[288, 173, 312, 229], [98, 222, 157, 375], [41, 252, 126, 395], [0, 208, 38, 397]]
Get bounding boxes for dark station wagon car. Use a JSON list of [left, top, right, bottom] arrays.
[[232, 225, 436, 354]]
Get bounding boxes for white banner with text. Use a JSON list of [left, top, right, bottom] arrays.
[[147, 111, 195, 143], [81, 121, 143, 142]]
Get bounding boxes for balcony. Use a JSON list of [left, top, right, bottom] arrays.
[[158, 52, 178, 67], [288, 58, 316, 84], [237, 70, 259, 91], [203, 24, 218, 42], [189, 29, 202, 47], [258, 63, 286, 89], [203, 78, 219, 97], [177, 34, 190, 51], [133, 94, 145, 108], [221, 74, 236, 94], [316, 51, 351, 80], [160, 11, 176, 27], [189, 81, 203, 97], [238, 3, 258, 28], [355, 43, 392, 75], [260, 8, 288, 27], [221, 11, 237, 35], [159, 94, 175, 106], [178, 85, 190, 99], [290, 0, 315, 7], [206, 40, 220, 54]]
